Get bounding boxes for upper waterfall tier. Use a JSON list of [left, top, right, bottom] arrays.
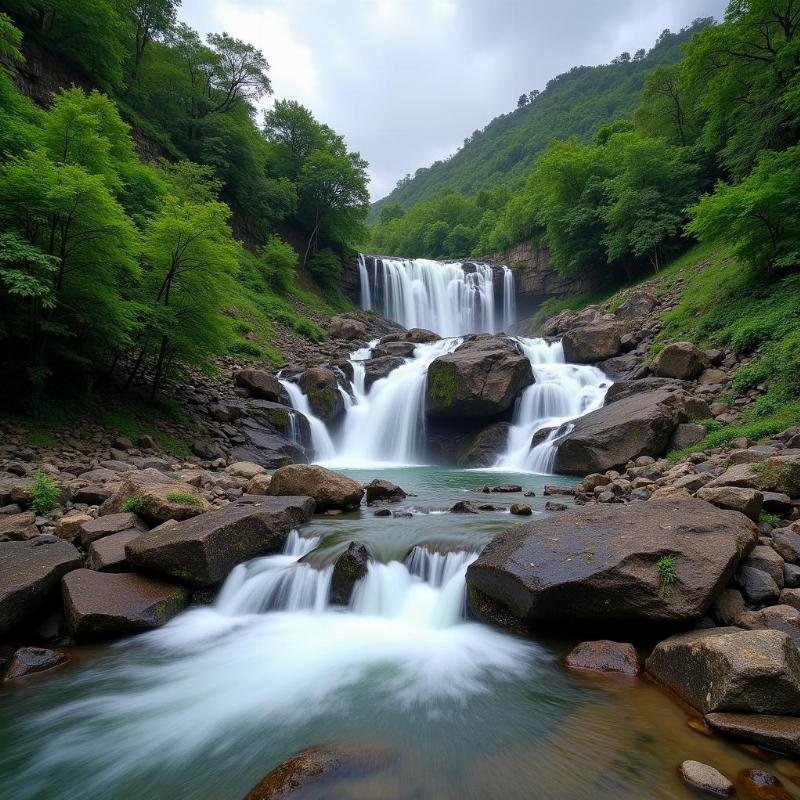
[[358, 255, 515, 337]]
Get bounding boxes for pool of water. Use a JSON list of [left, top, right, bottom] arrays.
[[1, 467, 797, 800]]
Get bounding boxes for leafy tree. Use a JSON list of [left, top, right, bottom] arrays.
[[257, 235, 298, 292], [130, 0, 180, 77], [516, 94, 528, 109], [0, 11, 23, 61], [636, 64, 699, 145]]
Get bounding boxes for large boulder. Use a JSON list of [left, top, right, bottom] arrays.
[[564, 640, 641, 675], [100, 469, 210, 524], [454, 422, 511, 467], [703, 453, 800, 497], [62, 569, 187, 639], [553, 388, 692, 474], [646, 628, 800, 714], [363, 356, 404, 390], [561, 321, 624, 363], [426, 335, 533, 420], [298, 367, 344, 422], [126, 496, 315, 586], [705, 713, 800, 759], [653, 342, 708, 380], [234, 369, 283, 402], [616, 290, 656, 320], [364, 479, 406, 505], [268, 464, 363, 511], [0, 536, 81, 632], [371, 341, 415, 359], [79, 512, 147, 547], [328, 314, 366, 340], [232, 418, 306, 469], [695, 486, 763, 521], [466, 498, 757, 625], [0, 512, 38, 540]]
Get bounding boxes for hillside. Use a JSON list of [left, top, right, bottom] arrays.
[[370, 19, 708, 220]]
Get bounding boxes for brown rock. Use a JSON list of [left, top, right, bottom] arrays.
[[705, 714, 800, 759], [86, 530, 140, 572], [564, 640, 641, 675], [0, 511, 38, 540], [695, 486, 764, 521], [510, 503, 532, 516], [653, 342, 708, 380], [561, 321, 624, 363], [737, 769, 792, 800], [245, 474, 272, 495], [55, 512, 93, 542], [364, 479, 407, 504], [268, 464, 363, 511], [3, 646, 67, 681], [79, 511, 147, 547], [328, 314, 366, 340], [678, 760, 734, 797], [234, 369, 283, 402], [298, 367, 344, 422], [329, 541, 369, 605]]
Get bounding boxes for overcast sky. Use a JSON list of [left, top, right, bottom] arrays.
[[180, 0, 728, 201]]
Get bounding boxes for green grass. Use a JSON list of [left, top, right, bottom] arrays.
[[121, 495, 151, 514], [656, 555, 676, 598], [166, 491, 202, 505], [29, 471, 60, 515], [758, 512, 781, 526]]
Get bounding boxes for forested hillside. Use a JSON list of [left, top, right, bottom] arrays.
[[0, 1, 369, 400]]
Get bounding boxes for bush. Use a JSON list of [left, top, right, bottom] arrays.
[[121, 495, 151, 514], [29, 471, 60, 515], [257, 235, 298, 293], [307, 248, 342, 288], [166, 491, 201, 505]]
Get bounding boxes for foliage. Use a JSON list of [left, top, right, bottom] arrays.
[[758, 512, 781, 526], [121, 495, 152, 514], [656, 555, 676, 597], [29, 471, 60, 514], [165, 491, 201, 505]]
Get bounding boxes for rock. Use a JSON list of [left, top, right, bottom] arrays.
[[191, 439, 227, 461], [328, 314, 366, 340], [373, 508, 391, 517], [705, 714, 800, 759], [737, 769, 792, 800], [329, 541, 369, 605], [467, 498, 757, 625], [371, 340, 416, 359], [62, 569, 187, 640], [111, 436, 133, 450], [695, 487, 763, 521], [737, 605, 800, 648], [454, 422, 512, 467], [450, 500, 479, 514], [561, 321, 624, 363], [735, 566, 781, 605], [3, 646, 67, 681], [0, 537, 81, 633], [233, 420, 305, 469], [426, 335, 533, 420], [0, 511, 38, 540], [785, 564, 800, 589], [510, 503, 532, 516], [79, 512, 147, 547], [406, 327, 439, 343], [0, 475, 33, 506], [646, 628, 800, 714], [653, 342, 708, 380], [670, 423, 707, 450], [616, 290, 656, 319], [364, 479, 407, 505], [234, 369, 283, 402], [268, 464, 363, 512], [699, 368, 728, 385], [544, 501, 568, 511], [55, 512, 93, 542], [779, 588, 800, 611], [678, 760, 734, 797], [245, 474, 272, 495], [772, 530, 800, 564], [86, 530, 140, 571], [70, 484, 118, 505], [126, 496, 314, 586], [137, 434, 158, 450], [740, 545, 785, 587], [226, 462, 266, 480], [492, 483, 522, 493], [762, 492, 793, 514], [564, 640, 641, 675], [99, 469, 210, 524], [712, 589, 746, 626], [704, 454, 800, 497], [553, 389, 693, 474], [298, 367, 344, 422]]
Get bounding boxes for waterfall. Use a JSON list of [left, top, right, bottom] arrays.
[[493, 338, 610, 472], [279, 378, 336, 461], [359, 257, 515, 336]]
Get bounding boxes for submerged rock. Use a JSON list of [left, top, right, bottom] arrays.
[[737, 769, 792, 800], [509, 504, 532, 516], [466, 498, 756, 626], [564, 640, 641, 675], [450, 500, 479, 514], [678, 761, 734, 797], [268, 465, 363, 512], [329, 541, 369, 605], [3, 646, 67, 681]]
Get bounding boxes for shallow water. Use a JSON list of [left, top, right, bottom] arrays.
[[1, 467, 798, 800]]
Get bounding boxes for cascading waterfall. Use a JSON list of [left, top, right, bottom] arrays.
[[279, 378, 336, 461], [493, 338, 610, 472], [359, 256, 515, 336]]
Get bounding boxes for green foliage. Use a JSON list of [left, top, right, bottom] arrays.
[[165, 491, 201, 505], [656, 555, 676, 598], [29, 471, 60, 515], [257, 235, 298, 293], [758, 512, 781, 526], [121, 495, 152, 514]]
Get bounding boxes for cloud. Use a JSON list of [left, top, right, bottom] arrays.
[[179, 0, 728, 200]]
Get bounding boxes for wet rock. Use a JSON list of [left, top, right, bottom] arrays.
[[678, 760, 734, 796], [127, 496, 315, 587], [510, 503, 532, 516], [79, 512, 147, 547], [492, 484, 522, 493], [467, 498, 757, 625], [364, 479, 407, 505], [450, 500, 479, 514], [3, 646, 67, 681], [268, 464, 363, 512], [544, 501, 568, 512], [736, 605, 800, 648], [564, 640, 641, 675], [363, 356, 405, 390], [695, 487, 763, 521], [705, 714, 800, 759], [772, 530, 800, 564], [0, 536, 81, 633], [646, 628, 800, 714], [328, 315, 366, 340], [100, 469, 209, 524], [86, 530, 140, 571], [298, 367, 344, 422], [371, 340, 415, 359], [735, 566, 781, 605], [234, 369, 283, 402], [454, 422, 512, 468], [233, 421, 306, 469], [737, 769, 792, 800], [478, 503, 502, 511], [62, 569, 187, 639], [653, 342, 708, 380], [329, 541, 369, 605], [426, 335, 533, 420], [561, 321, 624, 363], [373, 508, 392, 517], [0, 511, 38, 540]]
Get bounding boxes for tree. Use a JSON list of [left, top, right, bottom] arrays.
[[206, 31, 272, 113], [529, 89, 540, 102], [516, 94, 529, 109], [256, 235, 298, 292], [0, 12, 23, 62], [263, 100, 332, 179], [129, 0, 180, 80]]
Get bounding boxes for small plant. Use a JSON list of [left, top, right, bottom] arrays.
[[29, 471, 60, 515], [656, 555, 676, 598], [121, 495, 152, 514], [758, 511, 781, 526], [166, 491, 202, 505]]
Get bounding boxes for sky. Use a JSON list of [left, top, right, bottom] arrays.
[[180, 0, 729, 201]]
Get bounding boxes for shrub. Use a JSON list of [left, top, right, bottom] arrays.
[[758, 512, 781, 526], [307, 248, 342, 288], [257, 235, 298, 293], [656, 555, 676, 598], [121, 495, 151, 514], [29, 471, 60, 515], [166, 491, 202, 505]]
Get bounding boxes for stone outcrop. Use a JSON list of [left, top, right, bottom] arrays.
[[564, 640, 641, 675], [298, 367, 344, 422], [561, 321, 624, 363], [705, 713, 800, 758], [454, 422, 512, 467], [652, 342, 708, 380], [327, 314, 367, 340], [234, 369, 283, 402], [267, 464, 363, 511], [329, 541, 369, 605], [466, 498, 756, 625], [3, 646, 67, 681]]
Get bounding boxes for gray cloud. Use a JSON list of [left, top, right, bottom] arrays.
[[180, 0, 728, 200]]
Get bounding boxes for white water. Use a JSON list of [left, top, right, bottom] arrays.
[[493, 338, 610, 472], [279, 378, 336, 461], [360, 256, 514, 336]]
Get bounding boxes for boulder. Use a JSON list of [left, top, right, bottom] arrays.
[[678, 761, 734, 797], [232, 419, 306, 469], [3, 646, 67, 681], [55, 512, 93, 542], [454, 422, 511, 467], [553, 389, 698, 475], [234, 369, 283, 402], [99, 469, 210, 524], [510, 503, 532, 515], [616, 290, 656, 319], [736, 605, 800, 649], [735, 566, 780, 605], [86, 530, 140, 572], [779, 588, 800, 611], [406, 327, 439, 343], [71, 484, 118, 505], [0, 511, 38, 540], [245, 474, 272, 495], [646, 628, 800, 714], [191, 439, 227, 461], [737, 770, 791, 800], [328, 314, 366, 340], [126, 496, 314, 586], [226, 462, 266, 480], [371, 341, 415, 359], [561, 321, 624, 363], [426, 335, 533, 420], [62, 569, 187, 639], [741, 545, 785, 587], [695, 486, 763, 521], [704, 454, 800, 497], [0, 536, 81, 633], [79, 512, 147, 547], [268, 464, 363, 512], [705, 714, 800, 759], [670, 423, 707, 450], [450, 500, 479, 514], [0, 475, 33, 506], [364, 479, 406, 505], [604, 377, 689, 404], [564, 640, 641, 675], [329, 541, 369, 605], [712, 589, 747, 626], [298, 367, 344, 422], [363, 356, 404, 390], [466, 498, 757, 625], [653, 342, 708, 380]]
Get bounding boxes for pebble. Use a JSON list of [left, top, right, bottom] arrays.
[[678, 760, 733, 796]]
